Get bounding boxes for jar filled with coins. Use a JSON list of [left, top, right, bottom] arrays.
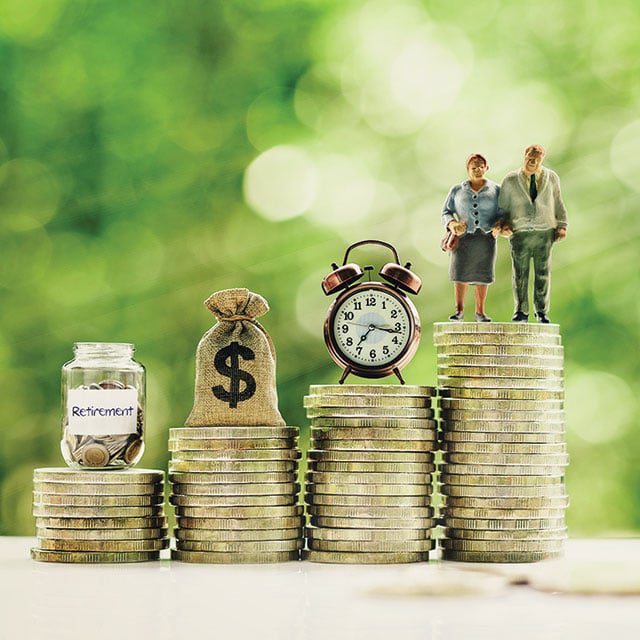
[[61, 343, 145, 469]]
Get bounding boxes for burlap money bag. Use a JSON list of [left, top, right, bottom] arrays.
[[186, 288, 285, 426]]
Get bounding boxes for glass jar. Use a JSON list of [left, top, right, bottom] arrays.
[[61, 343, 145, 469]]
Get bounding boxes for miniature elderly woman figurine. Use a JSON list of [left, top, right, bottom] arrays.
[[441, 154, 504, 322]]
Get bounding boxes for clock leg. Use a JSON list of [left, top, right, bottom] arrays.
[[393, 368, 406, 385], [339, 367, 352, 384]]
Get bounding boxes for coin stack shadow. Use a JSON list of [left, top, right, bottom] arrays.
[[168, 426, 303, 563], [435, 322, 568, 563], [303, 385, 438, 564], [31, 468, 168, 563]]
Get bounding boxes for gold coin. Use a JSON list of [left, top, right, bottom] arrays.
[[37, 538, 169, 552], [441, 409, 565, 422], [310, 427, 437, 441], [443, 495, 569, 509], [170, 449, 301, 461], [442, 517, 566, 530], [440, 473, 564, 487], [440, 398, 564, 411], [436, 344, 563, 357], [443, 527, 568, 541], [440, 387, 564, 400], [169, 426, 299, 439], [171, 481, 297, 496], [32, 505, 165, 518], [438, 355, 564, 368], [305, 493, 432, 507], [304, 550, 429, 564], [174, 505, 303, 519], [311, 417, 437, 429], [442, 463, 566, 477], [438, 376, 563, 390], [31, 548, 161, 563], [170, 472, 295, 486], [32, 493, 163, 507], [32, 481, 164, 496], [304, 395, 431, 409], [81, 444, 111, 467], [307, 407, 434, 419], [308, 483, 431, 497], [306, 526, 432, 541], [443, 420, 565, 434], [124, 440, 143, 465], [310, 438, 436, 453], [34, 468, 164, 484], [305, 470, 429, 485], [170, 494, 297, 507], [169, 461, 298, 475], [441, 442, 567, 455], [307, 504, 433, 518], [169, 460, 298, 473], [443, 452, 570, 466], [310, 461, 435, 474], [440, 484, 566, 498], [177, 515, 304, 530], [168, 438, 298, 451], [175, 527, 303, 542], [441, 431, 566, 444], [36, 527, 168, 541], [309, 515, 435, 529], [440, 506, 566, 519], [433, 322, 560, 335], [175, 539, 303, 553], [309, 538, 435, 553], [308, 449, 433, 463], [442, 549, 561, 563], [35, 516, 167, 529], [309, 384, 435, 397], [171, 549, 299, 563], [434, 333, 561, 346]]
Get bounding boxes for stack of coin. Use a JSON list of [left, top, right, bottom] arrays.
[[168, 426, 303, 563], [434, 322, 568, 563], [303, 384, 437, 564], [31, 468, 168, 563]]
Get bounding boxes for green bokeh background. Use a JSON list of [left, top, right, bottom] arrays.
[[1, 0, 638, 536]]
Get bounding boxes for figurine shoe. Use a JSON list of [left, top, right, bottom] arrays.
[[474, 313, 492, 323], [512, 311, 529, 323], [448, 311, 464, 322], [536, 312, 551, 324]]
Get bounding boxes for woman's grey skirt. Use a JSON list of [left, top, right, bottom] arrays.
[[449, 230, 497, 285]]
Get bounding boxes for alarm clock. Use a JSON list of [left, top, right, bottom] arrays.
[[321, 240, 422, 384]]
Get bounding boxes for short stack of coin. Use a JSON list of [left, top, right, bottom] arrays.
[[32, 468, 168, 563], [303, 384, 437, 564], [168, 426, 303, 563], [434, 322, 568, 563]]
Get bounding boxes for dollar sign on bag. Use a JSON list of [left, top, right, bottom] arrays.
[[212, 342, 257, 408]]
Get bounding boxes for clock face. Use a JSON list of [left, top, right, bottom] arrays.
[[331, 286, 414, 368]]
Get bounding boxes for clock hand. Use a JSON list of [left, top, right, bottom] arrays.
[[357, 325, 375, 346], [373, 325, 402, 334], [345, 321, 399, 333]]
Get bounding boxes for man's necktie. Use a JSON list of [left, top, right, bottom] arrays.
[[530, 174, 537, 202]]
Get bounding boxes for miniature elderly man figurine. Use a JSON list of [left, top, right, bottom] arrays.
[[498, 145, 568, 323]]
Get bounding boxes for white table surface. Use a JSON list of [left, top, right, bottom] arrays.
[[1, 537, 639, 640]]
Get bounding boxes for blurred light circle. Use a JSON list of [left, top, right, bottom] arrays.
[[610, 119, 640, 192], [243, 145, 318, 221], [566, 369, 636, 443], [0, 0, 65, 42]]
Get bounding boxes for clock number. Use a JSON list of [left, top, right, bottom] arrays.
[[383, 345, 389, 356], [369, 349, 377, 359], [366, 297, 376, 307], [381, 300, 387, 309], [342, 324, 349, 334], [394, 322, 402, 332], [343, 311, 354, 320], [354, 301, 362, 310], [392, 336, 399, 344], [346, 337, 353, 346], [356, 347, 363, 356], [391, 309, 398, 319]]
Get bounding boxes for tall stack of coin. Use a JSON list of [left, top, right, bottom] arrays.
[[31, 468, 168, 563], [169, 426, 303, 563], [434, 322, 568, 563], [303, 385, 437, 564]]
